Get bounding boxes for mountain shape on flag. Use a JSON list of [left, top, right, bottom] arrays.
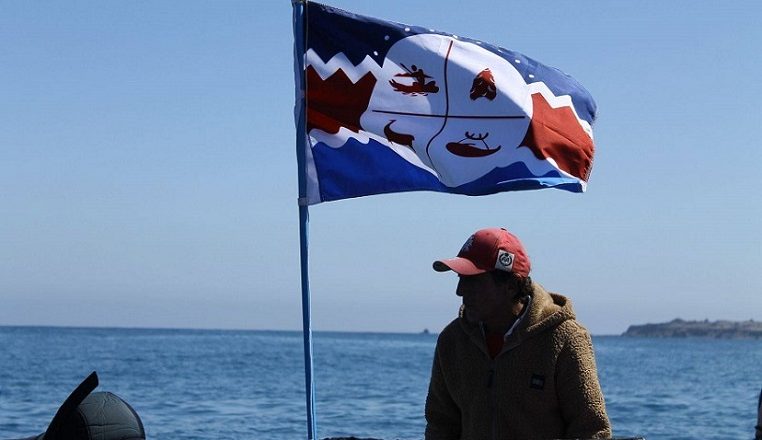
[[306, 66, 377, 134]]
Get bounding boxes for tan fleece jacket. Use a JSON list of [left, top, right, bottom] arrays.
[[425, 283, 611, 440]]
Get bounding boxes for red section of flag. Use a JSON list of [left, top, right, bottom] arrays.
[[306, 66, 377, 134], [520, 93, 594, 181]]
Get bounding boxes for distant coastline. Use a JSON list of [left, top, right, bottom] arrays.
[[622, 318, 762, 339]]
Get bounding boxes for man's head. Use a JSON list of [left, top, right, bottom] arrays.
[[433, 227, 532, 326]]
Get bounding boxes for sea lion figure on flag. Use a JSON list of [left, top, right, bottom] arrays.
[[300, 2, 597, 205]]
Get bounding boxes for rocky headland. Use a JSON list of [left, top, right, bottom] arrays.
[[622, 318, 762, 339]]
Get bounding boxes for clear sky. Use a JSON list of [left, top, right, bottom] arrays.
[[2, 1, 760, 335]]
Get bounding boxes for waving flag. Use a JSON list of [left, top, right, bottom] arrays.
[[299, 2, 597, 205]]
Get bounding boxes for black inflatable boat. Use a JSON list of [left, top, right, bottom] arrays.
[[7, 372, 145, 440]]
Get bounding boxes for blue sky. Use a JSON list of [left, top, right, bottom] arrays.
[[2, 1, 760, 335]]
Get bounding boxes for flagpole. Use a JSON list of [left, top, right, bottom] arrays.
[[292, 1, 317, 439]]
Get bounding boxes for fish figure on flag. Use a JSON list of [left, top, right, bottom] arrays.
[[300, 2, 597, 205]]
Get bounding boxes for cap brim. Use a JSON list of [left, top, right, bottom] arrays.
[[433, 257, 489, 275]]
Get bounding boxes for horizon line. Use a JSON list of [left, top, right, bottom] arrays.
[[0, 323, 623, 337]]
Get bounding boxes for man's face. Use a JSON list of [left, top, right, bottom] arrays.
[[456, 272, 510, 324]]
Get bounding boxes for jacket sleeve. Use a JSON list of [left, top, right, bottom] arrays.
[[425, 342, 461, 440], [556, 328, 612, 439]]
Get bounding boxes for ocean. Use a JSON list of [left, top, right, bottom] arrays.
[[0, 326, 759, 440]]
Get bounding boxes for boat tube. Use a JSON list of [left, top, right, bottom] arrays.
[[6, 372, 145, 440]]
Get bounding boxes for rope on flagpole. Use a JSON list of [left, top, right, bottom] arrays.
[[292, 1, 317, 439]]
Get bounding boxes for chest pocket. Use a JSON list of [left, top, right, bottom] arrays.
[[530, 373, 546, 390], [520, 370, 559, 416]]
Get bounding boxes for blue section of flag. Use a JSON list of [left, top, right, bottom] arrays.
[[307, 4, 419, 66], [311, 138, 446, 202], [455, 163, 583, 195], [311, 138, 583, 202]]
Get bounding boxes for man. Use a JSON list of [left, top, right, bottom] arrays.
[[425, 227, 611, 440]]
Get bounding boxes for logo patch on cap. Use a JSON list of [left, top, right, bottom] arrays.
[[495, 249, 514, 271]]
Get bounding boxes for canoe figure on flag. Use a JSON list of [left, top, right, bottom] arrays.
[[446, 131, 501, 158]]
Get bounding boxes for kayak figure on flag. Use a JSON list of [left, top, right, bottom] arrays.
[[389, 63, 440, 95]]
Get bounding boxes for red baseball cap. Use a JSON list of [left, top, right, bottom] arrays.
[[433, 227, 531, 277]]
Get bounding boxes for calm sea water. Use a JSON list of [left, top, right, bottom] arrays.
[[0, 327, 760, 440]]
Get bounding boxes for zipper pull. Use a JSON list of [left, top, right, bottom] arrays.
[[486, 368, 494, 388]]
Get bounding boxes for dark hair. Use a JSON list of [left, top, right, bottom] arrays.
[[491, 270, 533, 300]]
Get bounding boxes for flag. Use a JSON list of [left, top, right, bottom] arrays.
[[299, 2, 597, 205]]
